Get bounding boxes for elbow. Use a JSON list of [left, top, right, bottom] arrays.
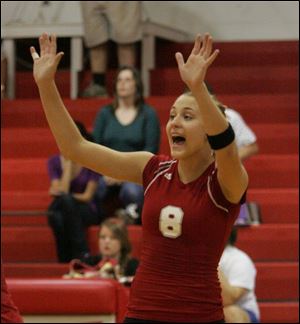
[[60, 137, 85, 161]]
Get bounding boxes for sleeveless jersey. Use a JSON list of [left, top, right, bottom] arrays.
[[126, 155, 244, 322]]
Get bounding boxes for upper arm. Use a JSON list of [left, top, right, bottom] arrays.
[[70, 139, 154, 185], [84, 180, 98, 196], [215, 141, 249, 204]]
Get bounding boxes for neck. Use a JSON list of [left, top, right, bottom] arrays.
[[177, 149, 214, 184], [118, 96, 135, 109]]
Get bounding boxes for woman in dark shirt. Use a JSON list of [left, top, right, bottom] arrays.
[[93, 66, 161, 224]]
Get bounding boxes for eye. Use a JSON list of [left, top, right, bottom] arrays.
[[169, 114, 176, 120], [184, 114, 192, 120]]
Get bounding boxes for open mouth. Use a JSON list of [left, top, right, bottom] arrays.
[[172, 136, 186, 145]]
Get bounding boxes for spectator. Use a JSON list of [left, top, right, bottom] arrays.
[[219, 227, 260, 323], [210, 93, 259, 161], [31, 32, 248, 323], [47, 121, 104, 263], [65, 218, 139, 284], [93, 66, 160, 224], [209, 91, 260, 226], [80, 1, 142, 97]]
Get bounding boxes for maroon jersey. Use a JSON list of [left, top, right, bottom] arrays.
[[126, 155, 244, 322], [1, 262, 23, 323]]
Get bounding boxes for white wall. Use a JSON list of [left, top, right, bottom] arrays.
[[144, 1, 299, 40], [1, 1, 299, 41]]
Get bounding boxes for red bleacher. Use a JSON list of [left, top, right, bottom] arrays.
[[1, 39, 299, 323]]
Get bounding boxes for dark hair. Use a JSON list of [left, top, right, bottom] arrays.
[[99, 218, 132, 275], [227, 227, 238, 245], [112, 66, 144, 111], [74, 120, 94, 142]]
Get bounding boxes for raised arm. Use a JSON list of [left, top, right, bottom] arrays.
[[31, 33, 152, 184], [175, 34, 248, 203]]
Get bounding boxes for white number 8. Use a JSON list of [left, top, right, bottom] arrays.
[[159, 206, 184, 239]]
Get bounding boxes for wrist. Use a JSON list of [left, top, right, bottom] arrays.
[[37, 79, 55, 89]]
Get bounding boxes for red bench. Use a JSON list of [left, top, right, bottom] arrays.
[[7, 278, 129, 323], [4, 262, 299, 302], [6, 277, 299, 323]]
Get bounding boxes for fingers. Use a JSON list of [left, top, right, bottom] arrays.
[[39, 33, 56, 56], [206, 49, 220, 67], [191, 34, 201, 55], [49, 34, 57, 55], [199, 33, 209, 57], [204, 35, 213, 59], [39, 33, 47, 56], [30, 46, 40, 61], [175, 52, 185, 68], [54, 52, 64, 67]]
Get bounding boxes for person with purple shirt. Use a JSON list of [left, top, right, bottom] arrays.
[[47, 121, 103, 263]]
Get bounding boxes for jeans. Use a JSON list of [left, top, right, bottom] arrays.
[[48, 194, 101, 263], [97, 177, 144, 223]]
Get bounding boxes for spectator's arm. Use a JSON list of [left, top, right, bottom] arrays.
[[218, 269, 247, 306], [48, 159, 72, 195], [239, 142, 259, 161], [49, 179, 63, 196], [72, 180, 98, 203]]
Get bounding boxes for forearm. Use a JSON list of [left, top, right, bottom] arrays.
[[72, 193, 91, 203], [220, 280, 237, 306], [37, 81, 83, 160], [219, 271, 245, 306]]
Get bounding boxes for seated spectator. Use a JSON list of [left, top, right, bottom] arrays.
[[209, 91, 260, 226], [47, 121, 104, 263], [209, 92, 259, 161], [93, 66, 161, 224], [64, 218, 139, 285], [218, 227, 260, 323]]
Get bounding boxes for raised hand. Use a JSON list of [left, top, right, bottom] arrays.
[[30, 33, 64, 85], [175, 33, 219, 92]]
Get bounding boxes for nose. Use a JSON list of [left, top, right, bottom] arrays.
[[169, 115, 181, 128]]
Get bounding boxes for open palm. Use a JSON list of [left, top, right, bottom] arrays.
[[175, 33, 219, 91], [30, 33, 64, 84]]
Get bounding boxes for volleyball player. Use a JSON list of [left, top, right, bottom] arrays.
[[30, 32, 248, 323]]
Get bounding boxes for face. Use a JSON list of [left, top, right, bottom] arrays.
[[116, 69, 136, 99], [166, 94, 207, 160], [98, 226, 121, 259]]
